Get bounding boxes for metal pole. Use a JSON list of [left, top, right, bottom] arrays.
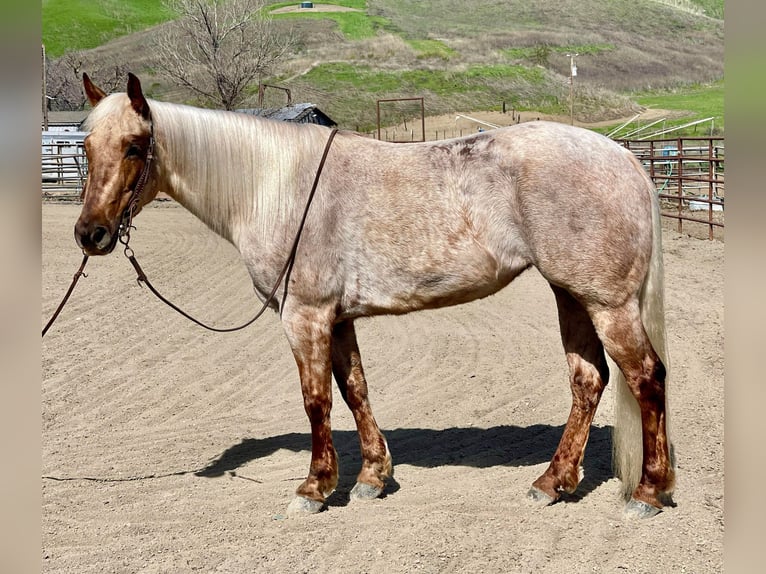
[[42, 44, 49, 131], [569, 72, 573, 125], [566, 53, 578, 126], [420, 97, 425, 142]]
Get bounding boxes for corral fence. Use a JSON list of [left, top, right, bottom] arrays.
[[41, 130, 724, 238], [42, 131, 87, 201], [616, 136, 724, 239]]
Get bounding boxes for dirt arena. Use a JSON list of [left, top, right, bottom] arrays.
[[42, 202, 723, 573]]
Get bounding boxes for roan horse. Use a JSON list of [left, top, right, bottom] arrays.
[[75, 73, 674, 517]]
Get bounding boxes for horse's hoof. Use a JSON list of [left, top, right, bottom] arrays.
[[286, 496, 324, 515], [350, 482, 383, 501], [527, 487, 555, 506], [624, 498, 662, 518]]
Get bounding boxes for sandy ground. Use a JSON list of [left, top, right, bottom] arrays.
[[42, 202, 723, 573]]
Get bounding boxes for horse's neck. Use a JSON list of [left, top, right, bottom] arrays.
[[151, 104, 321, 252], [151, 105, 260, 246], [154, 160, 236, 244]]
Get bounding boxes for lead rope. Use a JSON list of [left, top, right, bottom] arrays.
[[123, 127, 339, 333]]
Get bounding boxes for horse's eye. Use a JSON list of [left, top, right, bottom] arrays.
[[125, 144, 142, 158]]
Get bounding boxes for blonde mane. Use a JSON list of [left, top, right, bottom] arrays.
[[82, 92, 133, 132], [86, 93, 331, 245]]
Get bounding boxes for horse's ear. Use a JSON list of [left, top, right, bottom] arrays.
[[127, 72, 150, 120], [83, 73, 106, 107]]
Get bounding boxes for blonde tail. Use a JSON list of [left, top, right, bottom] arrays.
[[611, 181, 671, 498]]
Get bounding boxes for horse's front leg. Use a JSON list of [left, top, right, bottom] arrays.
[[331, 320, 392, 500], [282, 305, 338, 514]]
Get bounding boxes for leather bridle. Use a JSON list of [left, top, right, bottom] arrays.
[[118, 124, 155, 250]]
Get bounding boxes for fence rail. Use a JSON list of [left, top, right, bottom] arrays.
[[616, 136, 724, 239], [42, 141, 87, 201]]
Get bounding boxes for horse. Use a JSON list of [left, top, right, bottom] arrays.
[[74, 73, 674, 518]]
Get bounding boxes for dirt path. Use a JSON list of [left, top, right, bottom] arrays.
[[42, 203, 723, 573], [271, 3, 362, 14]]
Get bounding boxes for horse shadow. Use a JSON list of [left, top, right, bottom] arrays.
[[195, 424, 614, 507]]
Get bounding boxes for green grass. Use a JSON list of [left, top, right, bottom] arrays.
[[274, 11, 386, 39], [270, 1, 388, 40], [42, 0, 175, 58], [464, 65, 546, 84], [594, 80, 724, 137], [635, 81, 723, 115], [301, 62, 545, 96], [407, 39, 457, 60], [634, 80, 724, 134], [670, 0, 724, 18], [551, 44, 616, 56], [504, 43, 614, 59], [301, 63, 462, 94]]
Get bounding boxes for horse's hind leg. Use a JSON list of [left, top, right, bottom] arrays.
[[331, 320, 392, 500], [529, 285, 609, 505], [590, 301, 674, 516]]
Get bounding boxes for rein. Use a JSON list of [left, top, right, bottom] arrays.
[[41, 254, 90, 337], [42, 127, 339, 337]]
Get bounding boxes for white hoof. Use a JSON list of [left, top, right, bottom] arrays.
[[286, 496, 324, 515], [624, 498, 662, 518], [527, 486, 556, 506], [350, 482, 383, 501]]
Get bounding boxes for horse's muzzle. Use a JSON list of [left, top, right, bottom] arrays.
[[74, 218, 119, 255]]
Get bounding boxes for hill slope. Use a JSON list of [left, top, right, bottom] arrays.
[[43, 0, 724, 131]]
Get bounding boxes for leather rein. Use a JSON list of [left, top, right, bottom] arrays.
[[42, 126, 339, 337]]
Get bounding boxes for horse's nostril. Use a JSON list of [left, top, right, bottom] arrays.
[[92, 226, 109, 246]]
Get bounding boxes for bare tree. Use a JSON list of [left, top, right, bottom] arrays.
[[154, 0, 293, 110], [45, 50, 129, 111]]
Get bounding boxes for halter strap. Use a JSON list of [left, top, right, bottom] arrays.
[[42, 254, 89, 337]]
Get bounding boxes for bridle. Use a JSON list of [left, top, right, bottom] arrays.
[[118, 123, 156, 249], [42, 125, 339, 337]]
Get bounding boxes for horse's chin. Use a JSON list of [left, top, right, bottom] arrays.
[[82, 242, 118, 257]]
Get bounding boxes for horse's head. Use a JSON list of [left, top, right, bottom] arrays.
[[75, 73, 155, 255]]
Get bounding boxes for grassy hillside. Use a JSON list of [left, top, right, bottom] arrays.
[[630, 79, 725, 135], [42, 0, 175, 58], [42, 0, 724, 134]]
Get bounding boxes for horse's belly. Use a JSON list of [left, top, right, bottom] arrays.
[[339, 251, 530, 318]]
